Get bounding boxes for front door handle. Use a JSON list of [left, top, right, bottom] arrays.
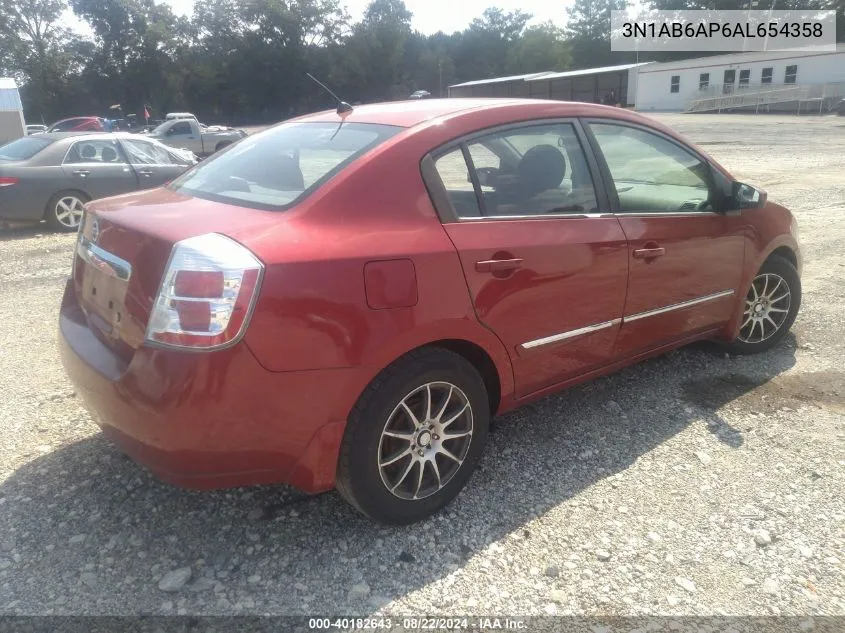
[[633, 246, 666, 260], [72, 169, 90, 177], [475, 258, 524, 273]]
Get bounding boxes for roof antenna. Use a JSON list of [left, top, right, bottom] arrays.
[[306, 73, 353, 115]]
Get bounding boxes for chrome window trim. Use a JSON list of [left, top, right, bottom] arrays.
[[624, 289, 734, 323], [461, 212, 617, 222], [77, 236, 133, 282], [521, 318, 621, 350], [618, 211, 720, 218]]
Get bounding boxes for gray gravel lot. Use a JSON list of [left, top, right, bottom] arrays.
[[0, 113, 843, 618]]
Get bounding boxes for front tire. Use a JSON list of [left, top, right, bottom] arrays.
[[336, 348, 490, 525], [726, 255, 801, 354], [45, 191, 88, 232]]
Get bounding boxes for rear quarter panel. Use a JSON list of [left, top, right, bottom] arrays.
[[238, 121, 518, 416]]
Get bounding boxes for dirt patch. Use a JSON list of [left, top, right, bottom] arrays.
[[684, 370, 845, 414]]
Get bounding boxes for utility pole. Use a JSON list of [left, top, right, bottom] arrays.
[[439, 60, 443, 98]]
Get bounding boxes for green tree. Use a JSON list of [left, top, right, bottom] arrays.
[[506, 22, 571, 74], [0, 0, 81, 121], [566, 0, 631, 68]]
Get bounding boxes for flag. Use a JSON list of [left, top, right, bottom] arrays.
[[144, 106, 150, 122]]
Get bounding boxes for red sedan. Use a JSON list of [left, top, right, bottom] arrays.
[[46, 117, 110, 133], [59, 99, 801, 524]]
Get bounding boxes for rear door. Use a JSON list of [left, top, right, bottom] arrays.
[[425, 120, 629, 399], [120, 138, 190, 188], [584, 120, 745, 357], [61, 138, 139, 199]]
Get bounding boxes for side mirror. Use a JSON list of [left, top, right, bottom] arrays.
[[733, 182, 767, 209]]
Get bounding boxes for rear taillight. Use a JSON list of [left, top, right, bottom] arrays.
[[145, 233, 264, 350], [0, 177, 19, 187]]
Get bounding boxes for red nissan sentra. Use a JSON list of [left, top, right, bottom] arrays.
[[59, 99, 801, 524]]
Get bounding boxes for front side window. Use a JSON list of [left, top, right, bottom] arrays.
[[433, 122, 599, 218], [171, 122, 401, 210], [785, 65, 798, 84], [699, 73, 710, 90], [121, 139, 180, 165], [589, 122, 714, 214], [670, 75, 680, 94], [64, 140, 125, 164], [169, 121, 193, 135]]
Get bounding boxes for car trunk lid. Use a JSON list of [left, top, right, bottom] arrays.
[[72, 188, 283, 361]]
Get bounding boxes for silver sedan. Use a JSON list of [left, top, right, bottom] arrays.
[[0, 132, 198, 231]]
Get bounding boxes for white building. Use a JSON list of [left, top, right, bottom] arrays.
[[635, 45, 845, 112], [449, 63, 652, 107], [0, 78, 25, 144]]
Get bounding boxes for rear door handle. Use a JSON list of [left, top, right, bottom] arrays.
[[138, 168, 154, 176], [72, 169, 90, 177], [633, 247, 666, 259], [475, 258, 523, 273]]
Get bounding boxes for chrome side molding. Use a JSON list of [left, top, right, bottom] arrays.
[[623, 289, 735, 323], [77, 236, 133, 282], [521, 318, 621, 350], [519, 289, 735, 350]]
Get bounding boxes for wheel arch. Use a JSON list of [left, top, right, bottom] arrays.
[[43, 188, 91, 219], [724, 236, 801, 341]]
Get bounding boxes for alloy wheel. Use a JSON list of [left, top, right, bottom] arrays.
[[378, 381, 474, 501], [738, 272, 791, 344], [55, 196, 85, 229]]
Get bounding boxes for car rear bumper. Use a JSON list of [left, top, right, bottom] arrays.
[[58, 278, 355, 493]]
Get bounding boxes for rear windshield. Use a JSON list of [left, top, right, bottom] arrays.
[[0, 136, 52, 161], [169, 121, 402, 210]]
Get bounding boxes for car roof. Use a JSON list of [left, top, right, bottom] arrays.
[[37, 132, 150, 141], [293, 98, 627, 128]]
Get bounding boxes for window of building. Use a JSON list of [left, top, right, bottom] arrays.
[[739, 69, 750, 88], [785, 65, 798, 84], [670, 75, 680, 93], [761, 67, 773, 84], [699, 73, 710, 90], [723, 69, 736, 94]]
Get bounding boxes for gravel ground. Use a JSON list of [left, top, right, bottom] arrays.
[[0, 113, 843, 619]]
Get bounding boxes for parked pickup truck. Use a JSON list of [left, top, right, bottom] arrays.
[[146, 118, 247, 157]]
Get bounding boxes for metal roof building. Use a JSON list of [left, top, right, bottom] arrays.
[[448, 63, 652, 106], [0, 78, 25, 144]]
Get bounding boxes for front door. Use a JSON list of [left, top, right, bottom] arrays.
[[586, 120, 745, 358], [120, 138, 191, 188], [428, 121, 629, 398]]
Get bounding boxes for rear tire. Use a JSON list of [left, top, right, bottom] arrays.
[[335, 347, 490, 525], [726, 255, 801, 355], [45, 191, 89, 232]]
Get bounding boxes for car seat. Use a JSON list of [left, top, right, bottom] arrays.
[[80, 144, 97, 161], [488, 144, 567, 215], [100, 146, 118, 162]]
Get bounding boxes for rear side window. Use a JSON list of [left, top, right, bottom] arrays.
[[432, 122, 599, 218], [64, 140, 126, 164], [171, 122, 402, 210], [0, 136, 52, 160]]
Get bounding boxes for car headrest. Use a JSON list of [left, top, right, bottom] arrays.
[[80, 144, 96, 159], [101, 146, 118, 162], [517, 145, 566, 197]]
